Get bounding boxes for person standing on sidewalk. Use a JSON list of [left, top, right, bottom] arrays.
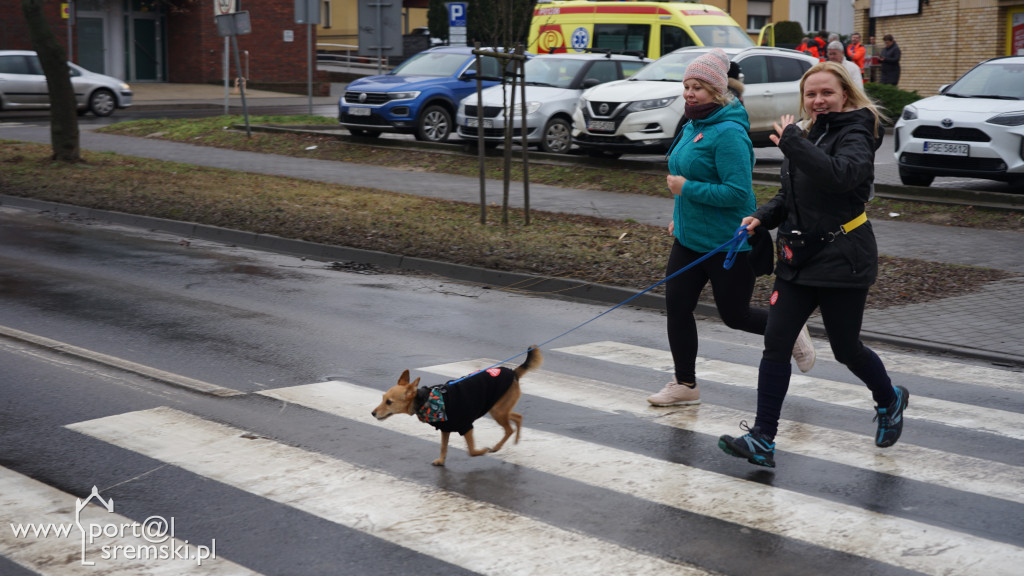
[[878, 35, 902, 86], [718, 62, 908, 468], [845, 32, 867, 80], [648, 50, 816, 408]]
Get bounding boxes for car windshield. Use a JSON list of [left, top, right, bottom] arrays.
[[390, 52, 469, 77], [630, 52, 703, 82], [524, 58, 588, 88], [944, 61, 1024, 100], [690, 25, 755, 48]]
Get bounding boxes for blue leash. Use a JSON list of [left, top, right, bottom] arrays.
[[447, 226, 751, 384]]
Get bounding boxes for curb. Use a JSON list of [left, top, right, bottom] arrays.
[[4, 194, 1020, 367]]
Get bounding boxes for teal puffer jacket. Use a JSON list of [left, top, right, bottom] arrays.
[[668, 100, 756, 254]]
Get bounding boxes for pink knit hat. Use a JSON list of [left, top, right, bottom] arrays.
[[684, 49, 729, 95]]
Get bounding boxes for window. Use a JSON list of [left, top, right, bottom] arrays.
[[747, 1, 772, 33], [594, 24, 650, 55], [322, 0, 332, 28], [772, 56, 811, 83], [0, 55, 41, 75], [661, 26, 696, 55], [739, 55, 768, 84], [808, 2, 826, 34], [586, 61, 619, 84]]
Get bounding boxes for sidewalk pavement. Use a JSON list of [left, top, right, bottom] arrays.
[[4, 83, 1024, 368]]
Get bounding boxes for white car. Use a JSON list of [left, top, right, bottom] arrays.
[[456, 52, 650, 154], [572, 46, 818, 157], [894, 55, 1024, 188], [0, 50, 132, 117]]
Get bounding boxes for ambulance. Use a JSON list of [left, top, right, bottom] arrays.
[[528, 1, 758, 60]]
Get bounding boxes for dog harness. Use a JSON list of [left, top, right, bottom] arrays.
[[416, 386, 449, 424]]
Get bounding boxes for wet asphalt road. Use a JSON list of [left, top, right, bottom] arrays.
[[1, 207, 1022, 575]]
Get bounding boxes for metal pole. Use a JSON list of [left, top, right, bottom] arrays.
[[224, 37, 230, 115], [519, 46, 530, 225], [307, 23, 313, 115], [66, 1, 73, 62], [474, 43, 485, 225], [231, 33, 251, 137], [376, 2, 383, 75]]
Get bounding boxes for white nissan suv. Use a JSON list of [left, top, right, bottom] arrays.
[[572, 46, 818, 157]]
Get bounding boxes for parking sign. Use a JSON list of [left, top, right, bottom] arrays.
[[448, 2, 467, 27]]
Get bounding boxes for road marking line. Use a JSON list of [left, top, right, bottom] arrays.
[[261, 381, 1024, 576], [552, 341, 1024, 441], [0, 466, 256, 575], [67, 407, 711, 576], [0, 324, 243, 397], [420, 358, 1024, 506]]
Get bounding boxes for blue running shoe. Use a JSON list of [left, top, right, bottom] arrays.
[[874, 385, 909, 448], [718, 422, 776, 468]]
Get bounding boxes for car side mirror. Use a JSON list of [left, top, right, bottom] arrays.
[[582, 78, 601, 89], [460, 69, 477, 81]]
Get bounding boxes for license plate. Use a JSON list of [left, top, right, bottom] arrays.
[[923, 141, 969, 156], [588, 120, 616, 132], [466, 118, 493, 128], [349, 107, 371, 116]]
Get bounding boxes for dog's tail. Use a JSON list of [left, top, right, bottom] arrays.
[[514, 346, 543, 379]]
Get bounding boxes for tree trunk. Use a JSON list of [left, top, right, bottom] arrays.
[[21, 0, 81, 162]]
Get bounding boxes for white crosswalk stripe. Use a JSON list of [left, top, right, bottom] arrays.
[[552, 341, 1024, 441], [260, 380, 1024, 576], [7, 339, 1021, 575], [66, 407, 712, 576], [420, 357, 1024, 506], [0, 467, 257, 575]]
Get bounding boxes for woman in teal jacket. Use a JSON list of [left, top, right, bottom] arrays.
[[648, 49, 816, 408]]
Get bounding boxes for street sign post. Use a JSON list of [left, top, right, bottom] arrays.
[[295, 0, 320, 114], [358, 0, 403, 74], [215, 11, 252, 137], [447, 2, 467, 46]]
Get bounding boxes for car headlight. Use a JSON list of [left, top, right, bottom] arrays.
[[509, 101, 543, 116], [120, 83, 130, 91], [388, 91, 420, 101], [901, 105, 917, 121], [627, 96, 677, 113], [987, 112, 1024, 127]]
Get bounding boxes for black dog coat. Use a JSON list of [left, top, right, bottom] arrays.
[[414, 367, 516, 435]]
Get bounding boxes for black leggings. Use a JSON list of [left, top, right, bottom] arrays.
[[665, 240, 767, 383], [753, 277, 896, 437]]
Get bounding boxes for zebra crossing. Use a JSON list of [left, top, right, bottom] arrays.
[[4, 339, 1023, 575]]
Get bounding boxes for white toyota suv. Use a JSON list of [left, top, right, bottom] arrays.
[[572, 46, 818, 156]]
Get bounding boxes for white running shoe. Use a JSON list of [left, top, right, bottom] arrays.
[[792, 324, 816, 373], [647, 380, 700, 406]]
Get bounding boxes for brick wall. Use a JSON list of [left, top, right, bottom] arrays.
[[854, 0, 1022, 97], [0, 0, 328, 95]]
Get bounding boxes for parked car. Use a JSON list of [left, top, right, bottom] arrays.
[[571, 46, 818, 156], [0, 50, 132, 117], [894, 55, 1024, 188], [455, 52, 650, 154], [339, 46, 526, 143]]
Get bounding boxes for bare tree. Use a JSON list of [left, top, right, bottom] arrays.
[[21, 0, 80, 162]]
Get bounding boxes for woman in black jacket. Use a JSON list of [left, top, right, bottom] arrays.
[[718, 62, 908, 468]]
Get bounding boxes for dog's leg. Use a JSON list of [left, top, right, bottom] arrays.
[[462, 430, 491, 457], [487, 383, 522, 453], [433, 431, 451, 466], [510, 412, 523, 444]]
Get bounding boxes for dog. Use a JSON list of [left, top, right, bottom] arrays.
[[371, 347, 542, 466]]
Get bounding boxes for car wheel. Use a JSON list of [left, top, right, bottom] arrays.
[[898, 167, 934, 187], [348, 128, 381, 138], [540, 117, 572, 154], [88, 89, 116, 117], [415, 105, 452, 142]]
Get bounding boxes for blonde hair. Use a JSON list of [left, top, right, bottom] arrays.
[[687, 77, 734, 106], [799, 61, 889, 136]]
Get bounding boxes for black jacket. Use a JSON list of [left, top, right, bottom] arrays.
[[753, 108, 882, 288], [415, 367, 516, 435]]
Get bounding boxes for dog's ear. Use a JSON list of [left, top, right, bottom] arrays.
[[398, 369, 412, 387]]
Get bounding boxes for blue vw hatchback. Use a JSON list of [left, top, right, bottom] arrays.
[[339, 46, 519, 142]]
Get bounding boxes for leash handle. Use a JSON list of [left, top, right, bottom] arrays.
[[721, 224, 750, 270], [448, 228, 750, 384]]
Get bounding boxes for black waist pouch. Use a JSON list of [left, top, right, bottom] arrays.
[[776, 230, 830, 268]]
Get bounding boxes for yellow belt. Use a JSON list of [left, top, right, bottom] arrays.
[[841, 212, 867, 234]]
